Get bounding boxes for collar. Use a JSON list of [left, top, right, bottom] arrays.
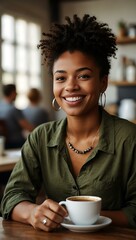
[[47, 118, 67, 152], [46, 109, 115, 155]]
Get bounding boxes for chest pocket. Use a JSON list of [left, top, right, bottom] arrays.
[[89, 179, 123, 210]]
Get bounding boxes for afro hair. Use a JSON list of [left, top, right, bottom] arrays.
[[38, 14, 117, 77]]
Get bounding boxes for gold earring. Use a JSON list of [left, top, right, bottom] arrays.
[[52, 98, 61, 111]]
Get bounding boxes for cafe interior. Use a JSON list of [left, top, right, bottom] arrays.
[[0, 0, 136, 238]]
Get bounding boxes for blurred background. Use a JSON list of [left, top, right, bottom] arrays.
[[0, 0, 136, 121]]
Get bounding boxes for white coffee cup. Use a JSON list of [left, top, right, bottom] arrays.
[[0, 136, 5, 156], [59, 195, 101, 225]]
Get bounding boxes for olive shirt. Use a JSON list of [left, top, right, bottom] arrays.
[[1, 109, 136, 227]]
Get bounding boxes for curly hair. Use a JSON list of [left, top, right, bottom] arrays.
[[38, 14, 117, 77]]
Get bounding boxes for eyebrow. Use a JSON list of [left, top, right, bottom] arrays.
[[54, 67, 93, 75]]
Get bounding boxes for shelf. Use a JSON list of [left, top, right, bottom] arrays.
[[109, 81, 136, 86], [117, 37, 136, 44]]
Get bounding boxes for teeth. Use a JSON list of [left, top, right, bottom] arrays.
[[65, 97, 82, 102]]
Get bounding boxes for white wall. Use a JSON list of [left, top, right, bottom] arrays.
[[59, 0, 136, 105]]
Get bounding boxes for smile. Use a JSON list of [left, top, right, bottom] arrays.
[[64, 96, 83, 102]]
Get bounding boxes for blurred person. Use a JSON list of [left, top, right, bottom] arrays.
[[0, 84, 34, 148], [23, 88, 49, 126], [1, 14, 136, 231]]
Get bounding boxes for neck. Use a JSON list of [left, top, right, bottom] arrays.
[[4, 97, 13, 104], [67, 108, 101, 139]]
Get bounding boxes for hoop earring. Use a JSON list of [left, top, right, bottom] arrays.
[[100, 92, 106, 108], [52, 98, 61, 111]]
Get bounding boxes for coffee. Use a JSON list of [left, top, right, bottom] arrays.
[[70, 197, 97, 202], [71, 199, 93, 201]]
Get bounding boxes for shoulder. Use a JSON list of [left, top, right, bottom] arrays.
[[104, 110, 136, 141], [113, 114, 135, 132], [32, 118, 66, 137], [12, 106, 23, 115]]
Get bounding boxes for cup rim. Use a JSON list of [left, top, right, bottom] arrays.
[[67, 195, 102, 202]]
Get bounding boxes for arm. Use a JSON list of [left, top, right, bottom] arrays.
[[11, 199, 67, 232], [19, 118, 34, 132], [101, 210, 129, 227], [1, 129, 67, 231], [102, 128, 136, 228]]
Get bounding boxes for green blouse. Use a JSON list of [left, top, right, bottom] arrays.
[[1, 110, 136, 227]]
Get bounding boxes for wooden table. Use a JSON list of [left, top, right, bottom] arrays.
[[0, 217, 136, 240], [0, 149, 21, 172]]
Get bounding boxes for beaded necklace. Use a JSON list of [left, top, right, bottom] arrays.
[[67, 128, 99, 155]]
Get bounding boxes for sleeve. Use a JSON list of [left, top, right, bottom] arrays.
[[122, 142, 136, 228], [1, 129, 43, 219]]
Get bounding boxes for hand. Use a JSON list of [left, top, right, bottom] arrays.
[[29, 199, 68, 232]]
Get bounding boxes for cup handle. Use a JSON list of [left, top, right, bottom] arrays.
[[59, 201, 66, 207], [59, 201, 68, 215], [59, 201, 70, 222]]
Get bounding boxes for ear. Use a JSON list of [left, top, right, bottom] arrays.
[[100, 75, 108, 93]]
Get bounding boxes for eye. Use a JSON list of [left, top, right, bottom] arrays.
[[55, 76, 66, 81], [78, 74, 91, 80]]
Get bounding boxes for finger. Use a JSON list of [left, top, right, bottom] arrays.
[[42, 199, 68, 218], [31, 200, 67, 231], [39, 217, 60, 232], [43, 207, 64, 224]]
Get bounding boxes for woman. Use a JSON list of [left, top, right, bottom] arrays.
[[1, 14, 136, 231]]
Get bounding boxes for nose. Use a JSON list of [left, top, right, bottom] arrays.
[[65, 77, 79, 92]]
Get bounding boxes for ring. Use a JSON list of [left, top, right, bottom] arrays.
[[42, 218, 47, 225]]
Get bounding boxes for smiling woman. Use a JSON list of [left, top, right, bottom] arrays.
[[1, 14, 136, 232]]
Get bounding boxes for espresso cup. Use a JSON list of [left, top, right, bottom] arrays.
[[59, 195, 101, 225]]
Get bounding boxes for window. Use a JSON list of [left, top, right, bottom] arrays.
[[1, 14, 41, 109]]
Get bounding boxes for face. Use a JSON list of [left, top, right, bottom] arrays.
[[53, 51, 107, 117]]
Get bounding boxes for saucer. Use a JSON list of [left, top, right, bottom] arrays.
[[61, 216, 112, 233]]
